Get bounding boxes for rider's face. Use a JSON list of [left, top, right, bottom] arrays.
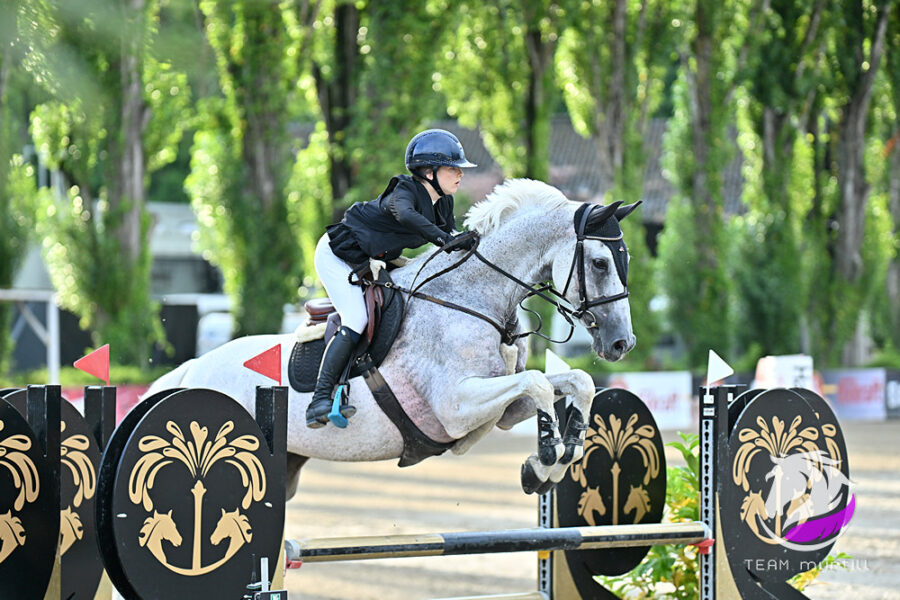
[[435, 166, 463, 195]]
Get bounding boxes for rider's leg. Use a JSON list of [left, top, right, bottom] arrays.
[[307, 234, 368, 428]]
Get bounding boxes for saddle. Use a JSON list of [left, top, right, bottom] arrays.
[[289, 263, 456, 466], [287, 267, 405, 393]]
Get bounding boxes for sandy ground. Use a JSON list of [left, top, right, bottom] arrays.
[[281, 420, 900, 600]]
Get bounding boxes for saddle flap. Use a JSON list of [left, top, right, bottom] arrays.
[[288, 269, 405, 394]]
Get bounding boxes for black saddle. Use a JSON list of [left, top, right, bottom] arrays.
[[288, 268, 404, 393]]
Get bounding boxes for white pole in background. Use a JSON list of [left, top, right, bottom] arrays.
[[46, 295, 60, 384]]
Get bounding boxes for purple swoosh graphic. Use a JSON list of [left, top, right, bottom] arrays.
[[784, 494, 856, 543]]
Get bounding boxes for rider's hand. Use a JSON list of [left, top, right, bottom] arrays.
[[442, 232, 478, 253]]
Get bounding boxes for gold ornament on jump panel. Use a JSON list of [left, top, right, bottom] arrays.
[[127, 420, 266, 576], [732, 414, 846, 544], [59, 420, 96, 556], [0, 420, 39, 564], [571, 412, 660, 526]]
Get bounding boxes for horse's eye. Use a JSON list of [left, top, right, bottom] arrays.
[[592, 258, 609, 273]]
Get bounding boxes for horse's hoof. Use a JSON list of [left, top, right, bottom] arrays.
[[521, 462, 544, 495], [535, 479, 556, 495]]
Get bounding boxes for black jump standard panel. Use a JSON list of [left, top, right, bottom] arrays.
[[549, 387, 667, 598], [96, 387, 287, 600], [0, 386, 61, 600]]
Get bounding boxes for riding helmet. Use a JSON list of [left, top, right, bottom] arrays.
[[405, 129, 477, 172]]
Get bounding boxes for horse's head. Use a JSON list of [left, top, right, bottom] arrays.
[[552, 201, 639, 362]]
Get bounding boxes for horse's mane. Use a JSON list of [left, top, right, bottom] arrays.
[[463, 178, 570, 236]]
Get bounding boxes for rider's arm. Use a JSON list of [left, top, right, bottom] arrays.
[[385, 189, 450, 246]]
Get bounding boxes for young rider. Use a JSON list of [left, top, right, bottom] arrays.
[[307, 129, 478, 428]]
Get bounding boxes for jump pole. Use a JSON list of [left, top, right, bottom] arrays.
[[284, 522, 709, 563]]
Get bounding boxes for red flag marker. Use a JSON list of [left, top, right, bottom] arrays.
[[243, 345, 282, 385], [74, 344, 110, 385]]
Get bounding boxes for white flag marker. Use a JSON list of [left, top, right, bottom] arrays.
[[545, 349, 571, 375], [706, 349, 734, 385]]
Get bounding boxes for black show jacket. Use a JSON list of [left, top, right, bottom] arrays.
[[328, 174, 456, 264]]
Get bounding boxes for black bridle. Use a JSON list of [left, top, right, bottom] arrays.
[[559, 203, 630, 329], [363, 203, 630, 345]]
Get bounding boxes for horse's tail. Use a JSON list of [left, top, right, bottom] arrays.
[[144, 360, 195, 399]]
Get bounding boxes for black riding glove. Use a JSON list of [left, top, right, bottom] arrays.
[[441, 231, 478, 253]]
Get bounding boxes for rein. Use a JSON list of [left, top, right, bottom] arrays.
[[361, 202, 629, 345]]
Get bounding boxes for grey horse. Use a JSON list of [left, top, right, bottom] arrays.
[[145, 179, 637, 497]]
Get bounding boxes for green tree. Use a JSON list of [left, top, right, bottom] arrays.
[[0, 7, 40, 371], [20, 0, 188, 365], [289, 0, 451, 278], [881, 7, 900, 351], [733, 0, 829, 359], [187, 0, 301, 336], [657, 0, 744, 368], [807, 0, 893, 365], [557, 0, 679, 364], [440, 1, 566, 180]]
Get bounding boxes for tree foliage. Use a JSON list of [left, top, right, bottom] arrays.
[[188, 0, 301, 336], [3, 0, 899, 371], [732, 0, 827, 360], [657, 0, 742, 368], [20, 0, 188, 365], [0, 19, 39, 369], [557, 0, 678, 364], [440, 1, 565, 180]]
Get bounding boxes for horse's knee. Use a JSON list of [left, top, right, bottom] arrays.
[[525, 370, 555, 404]]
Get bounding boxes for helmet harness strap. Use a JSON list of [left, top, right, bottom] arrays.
[[424, 166, 445, 197]]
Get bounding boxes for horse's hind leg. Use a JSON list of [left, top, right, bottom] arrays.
[[441, 370, 564, 493]]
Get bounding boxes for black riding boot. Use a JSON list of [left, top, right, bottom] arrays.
[[306, 326, 358, 428]]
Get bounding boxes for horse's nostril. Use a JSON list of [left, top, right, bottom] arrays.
[[612, 339, 627, 353]]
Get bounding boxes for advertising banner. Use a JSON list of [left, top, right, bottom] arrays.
[[886, 370, 900, 419], [605, 371, 693, 431], [821, 369, 887, 421]]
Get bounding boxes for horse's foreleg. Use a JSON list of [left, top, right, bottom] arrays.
[[543, 370, 595, 484], [439, 370, 564, 493]]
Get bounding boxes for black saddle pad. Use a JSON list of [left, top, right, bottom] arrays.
[[288, 270, 404, 393]]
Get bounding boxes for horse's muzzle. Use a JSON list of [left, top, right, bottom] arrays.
[[594, 333, 635, 362]]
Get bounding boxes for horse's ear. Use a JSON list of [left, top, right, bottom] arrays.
[[221, 508, 226, 516], [590, 201, 622, 224], [615, 201, 642, 221]]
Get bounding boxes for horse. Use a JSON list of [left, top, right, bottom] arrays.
[[145, 179, 638, 496]]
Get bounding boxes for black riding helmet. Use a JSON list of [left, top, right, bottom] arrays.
[[405, 129, 477, 195]]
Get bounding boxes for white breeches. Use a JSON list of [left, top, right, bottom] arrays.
[[314, 233, 368, 334]]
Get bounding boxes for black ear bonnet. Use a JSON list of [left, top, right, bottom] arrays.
[[573, 203, 632, 287]]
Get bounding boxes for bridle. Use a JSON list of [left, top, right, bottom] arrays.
[[362, 203, 630, 345], [558, 203, 631, 329]]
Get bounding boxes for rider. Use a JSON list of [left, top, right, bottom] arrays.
[[306, 129, 478, 428]]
